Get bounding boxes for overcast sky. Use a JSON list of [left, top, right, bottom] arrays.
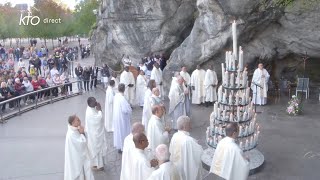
[[0, 0, 78, 10]]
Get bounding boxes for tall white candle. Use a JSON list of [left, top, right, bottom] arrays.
[[221, 63, 225, 84], [232, 56, 236, 70], [243, 112, 247, 122], [223, 92, 226, 104], [225, 71, 229, 86], [229, 93, 233, 105], [246, 87, 250, 103], [239, 141, 243, 150], [235, 92, 239, 105], [223, 110, 226, 120], [218, 86, 222, 102], [236, 69, 240, 87], [215, 126, 218, 134], [237, 107, 240, 121], [232, 20, 237, 60], [239, 46, 243, 71], [245, 139, 249, 150], [229, 113, 234, 122], [239, 125, 243, 136], [257, 131, 260, 142], [230, 73, 234, 87], [214, 103, 218, 116], [214, 135, 217, 146], [225, 52, 228, 67], [217, 108, 221, 119], [250, 136, 254, 148], [243, 71, 248, 87], [228, 51, 232, 70], [206, 127, 209, 140]]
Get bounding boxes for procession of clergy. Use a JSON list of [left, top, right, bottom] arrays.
[[64, 62, 270, 180]]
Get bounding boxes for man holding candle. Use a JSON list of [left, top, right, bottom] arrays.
[[251, 63, 270, 105], [210, 122, 249, 180], [204, 65, 218, 107]]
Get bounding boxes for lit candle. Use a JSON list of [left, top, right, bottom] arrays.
[[232, 56, 236, 70], [239, 141, 243, 150], [242, 112, 247, 122], [214, 102, 218, 116], [223, 92, 226, 104], [239, 125, 243, 136], [245, 139, 249, 150], [237, 107, 241, 122], [218, 86, 222, 102], [246, 87, 250, 103], [235, 93, 239, 105], [232, 20, 237, 60], [217, 108, 221, 119], [236, 69, 240, 87], [206, 127, 209, 140], [214, 135, 217, 146], [230, 73, 234, 87], [243, 71, 248, 87], [215, 126, 218, 134], [228, 51, 232, 70], [257, 125, 260, 132], [229, 113, 234, 122], [250, 136, 254, 148], [229, 93, 233, 105], [239, 46, 243, 71], [245, 125, 249, 136], [221, 63, 225, 84], [225, 71, 229, 86], [223, 110, 226, 120], [256, 131, 260, 142]]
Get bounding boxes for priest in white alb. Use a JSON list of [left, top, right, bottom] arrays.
[[64, 115, 95, 180], [147, 105, 170, 151], [105, 80, 115, 132], [204, 65, 218, 107], [251, 63, 270, 105], [111, 72, 119, 93], [142, 80, 156, 133], [85, 97, 107, 170], [180, 66, 191, 87], [120, 66, 135, 105], [113, 83, 132, 152], [136, 70, 147, 107], [210, 122, 249, 180], [131, 133, 158, 180], [150, 63, 164, 99], [169, 116, 203, 180], [120, 122, 145, 180], [190, 65, 206, 104], [168, 76, 189, 129], [147, 144, 181, 180]]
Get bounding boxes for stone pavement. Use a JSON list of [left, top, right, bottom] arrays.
[[0, 85, 320, 179]]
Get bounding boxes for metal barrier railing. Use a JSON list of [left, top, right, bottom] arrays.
[[0, 81, 82, 123]]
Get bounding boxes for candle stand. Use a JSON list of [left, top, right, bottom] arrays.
[[202, 21, 264, 174]]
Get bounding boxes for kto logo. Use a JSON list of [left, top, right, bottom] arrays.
[[19, 12, 40, 26]]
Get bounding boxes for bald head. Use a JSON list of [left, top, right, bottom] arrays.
[[177, 116, 191, 131], [155, 144, 170, 163], [131, 122, 145, 134], [225, 122, 239, 138], [133, 133, 149, 150]]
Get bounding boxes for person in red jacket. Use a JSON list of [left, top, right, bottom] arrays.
[[31, 76, 42, 101], [38, 75, 48, 99]]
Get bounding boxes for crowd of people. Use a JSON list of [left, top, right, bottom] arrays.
[[63, 61, 273, 180], [0, 40, 94, 113]]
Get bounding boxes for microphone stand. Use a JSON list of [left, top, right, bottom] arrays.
[[252, 82, 263, 113]]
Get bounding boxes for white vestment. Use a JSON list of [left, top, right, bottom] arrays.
[[150, 68, 164, 99], [120, 71, 135, 105], [147, 115, 169, 151], [210, 137, 249, 180], [113, 93, 132, 150], [131, 148, 155, 180], [251, 68, 270, 105], [204, 69, 218, 102], [120, 133, 135, 180], [169, 131, 203, 180], [136, 74, 147, 106], [105, 86, 115, 132], [191, 69, 206, 104], [85, 107, 106, 169], [111, 77, 119, 93], [168, 82, 187, 129], [142, 89, 153, 132], [147, 162, 181, 180], [64, 125, 94, 180]]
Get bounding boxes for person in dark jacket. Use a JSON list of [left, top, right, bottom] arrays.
[[90, 65, 98, 89], [101, 64, 110, 88], [0, 82, 15, 112], [82, 66, 91, 92]]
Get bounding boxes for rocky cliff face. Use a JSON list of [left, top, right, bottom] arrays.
[[92, 0, 320, 92]]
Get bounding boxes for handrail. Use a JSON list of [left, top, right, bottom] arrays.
[[0, 80, 82, 122], [0, 80, 79, 105]]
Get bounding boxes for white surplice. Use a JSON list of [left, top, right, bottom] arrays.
[[105, 85, 115, 132], [142, 89, 152, 132], [113, 93, 132, 150], [147, 161, 181, 180], [85, 107, 106, 169], [204, 69, 218, 102], [120, 71, 135, 105], [210, 137, 249, 180], [150, 68, 164, 99], [190, 69, 206, 104], [64, 125, 94, 180], [120, 133, 135, 180], [169, 131, 203, 180], [131, 148, 155, 180], [168, 82, 187, 129], [136, 74, 147, 106], [251, 68, 270, 105], [147, 115, 169, 151]]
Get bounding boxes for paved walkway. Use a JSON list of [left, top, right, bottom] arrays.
[[0, 83, 320, 179]]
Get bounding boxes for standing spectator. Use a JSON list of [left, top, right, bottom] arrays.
[[46, 74, 58, 97], [0, 82, 14, 111], [15, 47, 20, 62], [18, 58, 25, 69], [22, 77, 34, 104], [31, 76, 42, 100], [82, 66, 91, 92], [14, 78, 26, 105], [41, 57, 48, 76], [38, 75, 48, 99], [75, 63, 83, 91], [61, 71, 72, 95], [101, 64, 110, 89], [90, 65, 98, 89], [34, 55, 41, 75]]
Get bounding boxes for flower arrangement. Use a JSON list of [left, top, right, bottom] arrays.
[[287, 95, 302, 116]]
